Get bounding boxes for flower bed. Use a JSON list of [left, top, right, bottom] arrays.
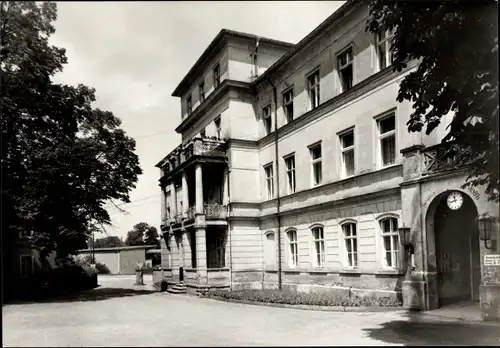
[[208, 289, 402, 307]]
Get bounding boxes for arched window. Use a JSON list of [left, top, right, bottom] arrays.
[[341, 222, 358, 268], [264, 231, 276, 268], [287, 229, 298, 268], [311, 225, 325, 268], [379, 217, 399, 268]]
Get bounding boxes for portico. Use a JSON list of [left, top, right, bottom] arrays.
[[400, 144, 500, 321], [156, 137, 230, 294]]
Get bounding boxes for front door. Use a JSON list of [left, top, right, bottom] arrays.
[[435, 193, 480, 306]]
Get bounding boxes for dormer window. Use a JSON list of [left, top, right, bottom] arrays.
[[187, 96, 192, 115], [199, 82, 205, 102], [213, 64, 221, 88]]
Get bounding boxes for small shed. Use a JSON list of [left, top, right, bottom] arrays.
[[75, 245, 157, 275]]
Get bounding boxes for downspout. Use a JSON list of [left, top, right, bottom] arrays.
[[266, 77, 282, 290], [225, 157, 233, 290]]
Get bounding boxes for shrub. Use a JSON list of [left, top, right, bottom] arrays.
[[209, 289, 402, 307], [44, 261, 98, 295], [94, 262, 110, 274]]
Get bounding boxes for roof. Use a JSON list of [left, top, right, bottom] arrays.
[[76, 245, 158, 253], [171, 29, 295, 97], [254, 0, 359, 86]]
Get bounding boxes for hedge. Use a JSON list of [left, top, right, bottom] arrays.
[[208, 289, 402, 307]]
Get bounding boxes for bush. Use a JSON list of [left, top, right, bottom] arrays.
[[43, 261, 98, 295], [208, 289, 402, 307], [95, 262, 110, 274]]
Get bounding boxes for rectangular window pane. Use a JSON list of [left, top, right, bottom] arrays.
[[380, 116, 395, 134], [311, 146, 321, 160], [386, 251, 393, 267], [382, 135, 396, 166], [343, 150, 355, 177], [340, 65, 353, 91], [313, 162, 322, 185]]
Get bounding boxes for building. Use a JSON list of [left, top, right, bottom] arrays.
[[3, 230, 57, 300], [75, 245, 158, 275], [154, 0, 500, 320]]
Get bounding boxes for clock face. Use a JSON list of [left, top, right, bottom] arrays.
[[447, 191, 464, 210]]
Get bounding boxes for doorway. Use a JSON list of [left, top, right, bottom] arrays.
[[433, 191, 481, 306]]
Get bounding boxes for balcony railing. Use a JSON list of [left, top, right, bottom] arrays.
[[204, 203, 228, 219], [422, 142, 460, 175], [162, 138, 226, 175]]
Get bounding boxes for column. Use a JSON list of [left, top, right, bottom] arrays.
[[170, 181, 177, 219], [400, 144, 428, 310], [222, 168, 229, 206], [196, 227, 208, 289], [182, 171, 189, 217], [195, 163, 204, 215]]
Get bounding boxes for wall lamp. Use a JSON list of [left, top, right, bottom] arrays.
[[477, 215, 496, 250]]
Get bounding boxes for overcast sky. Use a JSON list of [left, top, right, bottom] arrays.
[[49, 1, 346, 240]]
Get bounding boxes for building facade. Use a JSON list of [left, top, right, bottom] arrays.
[[155, 0, 500, 320], [75, 245, 157, 275]]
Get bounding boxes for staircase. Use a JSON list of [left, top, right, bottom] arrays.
[[167, 282, 187, 294]]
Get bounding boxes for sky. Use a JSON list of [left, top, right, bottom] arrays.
[[49, 1, 346, 240]]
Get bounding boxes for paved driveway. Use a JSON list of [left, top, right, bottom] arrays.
[[3, 275, 499, 346]]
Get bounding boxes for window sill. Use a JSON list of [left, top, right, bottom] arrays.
[[376, 268, 404, 276], [283, 268, 301, 274], [309, 268, 327, 274], [339, 268, 361, 275]]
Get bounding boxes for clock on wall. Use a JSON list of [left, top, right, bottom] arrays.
[[447, 191, 464, 210]]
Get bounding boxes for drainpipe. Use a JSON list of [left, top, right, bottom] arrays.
[[266, 77, 282, 290], [225, 157, 233, 290]]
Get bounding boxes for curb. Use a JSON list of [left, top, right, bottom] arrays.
[[408, 313, 500, 327], [204, 295, 405, 313]]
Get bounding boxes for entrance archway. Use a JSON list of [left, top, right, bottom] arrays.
[[426, 190, 481, 307]]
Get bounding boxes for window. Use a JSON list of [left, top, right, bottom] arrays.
[[287, 230, 298, 268], [285, 155, 296, 194], [340, 130, 355, 177], [215, 236, 225, 267], [20, 255, 34, 278], [380, 217, 400, 268], [199, 81, 205, 102], [264, 232, 276, 268], [338, 48, 353, 92], [376, 29, 394, 71], [312, 226, 325, 268], [187, 96, 192, 115], [283, 88, 294, 123], [263, 104, 272, 135], [213, 63, 221, 88], [264, 163, 274, 200], [310, 143, 322, 186], [378, 114, 396, 167], [200, 128, 206, 138], [342, 223, 358, 267], [307, 70, 320, 109], [214, 116, 221, 140]]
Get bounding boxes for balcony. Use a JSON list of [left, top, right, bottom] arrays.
[[204, 203, 228, 219], [161, 137, 226, 178], [422, 142, 461, 175]]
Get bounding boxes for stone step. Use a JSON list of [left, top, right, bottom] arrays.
[[167, 288, 187, 294]]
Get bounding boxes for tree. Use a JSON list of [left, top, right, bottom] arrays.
[[144, 225, 160, 248], [93, 236, 124, 249], [1, 1, 142, 262], [125, 222, 148, 246], [366, 0, 499, 202], [125, 222, 159, 247]]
